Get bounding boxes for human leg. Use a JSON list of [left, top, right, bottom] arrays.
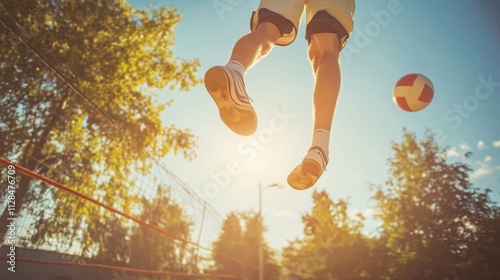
[[287, 5, 353, 190], [204, 23, 281, 136], [287, 32, 341, 190], [229, 22, 281, 72], [308, 32, 341, 132], [205, 3, 301, 136]]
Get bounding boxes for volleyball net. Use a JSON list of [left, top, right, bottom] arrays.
[[0, 157, 251, 279]]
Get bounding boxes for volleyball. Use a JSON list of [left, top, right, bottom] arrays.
[[393, 73, 434, 112]]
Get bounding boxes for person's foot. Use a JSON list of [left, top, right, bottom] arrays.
[[204, 66, 257, 136], [287, 146, 328, 190]]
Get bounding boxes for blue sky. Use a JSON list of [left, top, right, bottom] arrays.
[[129, 0, 500, 250]]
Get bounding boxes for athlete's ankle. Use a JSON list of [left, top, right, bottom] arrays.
[[225, 60, 245, 78], [309, 128, 330, 162]]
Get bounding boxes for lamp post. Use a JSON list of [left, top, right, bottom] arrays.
[[258, 183, 281, 280]]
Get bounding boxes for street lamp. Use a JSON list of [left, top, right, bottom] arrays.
[[258, 183, 282, 280]]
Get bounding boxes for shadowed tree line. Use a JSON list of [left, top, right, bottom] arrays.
[[212, 130, 499, 280], [210, 211, 281, 280], [92, 186, 200, 278], [275, 130, 499, 280]]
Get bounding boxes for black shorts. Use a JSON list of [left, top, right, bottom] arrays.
[[252, 8, 349, 47], [305, 10, 349, 45]]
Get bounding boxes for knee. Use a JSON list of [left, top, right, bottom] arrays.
[[308, 48, 338, 65], [307, 35, 340, 71], [308, 46, 339, 70]]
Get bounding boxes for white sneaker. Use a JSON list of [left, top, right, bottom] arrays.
[[287, 146, 328, 190], [204, 66, 257, 136]]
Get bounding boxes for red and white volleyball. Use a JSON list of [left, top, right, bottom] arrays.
[[393, 73, 434, 112]]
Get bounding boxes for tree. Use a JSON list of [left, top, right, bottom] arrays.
[[90, 186, 196, 279], [93, 213, 130, 267], [212, 211, 280, 280], [373, 129, 497, 280], [212, 212, 243, 278], [0, 0, 199, 249], [128, 187, 195, 273], [283, 190, 376, 280], [478, 208, 500, 278]]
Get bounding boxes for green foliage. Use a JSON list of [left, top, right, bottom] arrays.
[[373, 129, 498, 280], [212, 211, 280, 280], [212, 213, 243, 277], [129, 187, 194, 272], [0, 0, 200, 255], [283, 190, 375, 280], [91, 186, 197, 277], [282, 129, 499, 280]]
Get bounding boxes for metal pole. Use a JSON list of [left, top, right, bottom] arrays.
[[258, 183, 264, 280]]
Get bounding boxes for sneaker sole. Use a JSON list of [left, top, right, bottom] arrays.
[[287, 159, 322, 190], [204, 66, 257, 136]]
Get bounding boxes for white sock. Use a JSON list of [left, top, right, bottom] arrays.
[[225, 60, 245, 77], [309, 128, 330, 163]]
